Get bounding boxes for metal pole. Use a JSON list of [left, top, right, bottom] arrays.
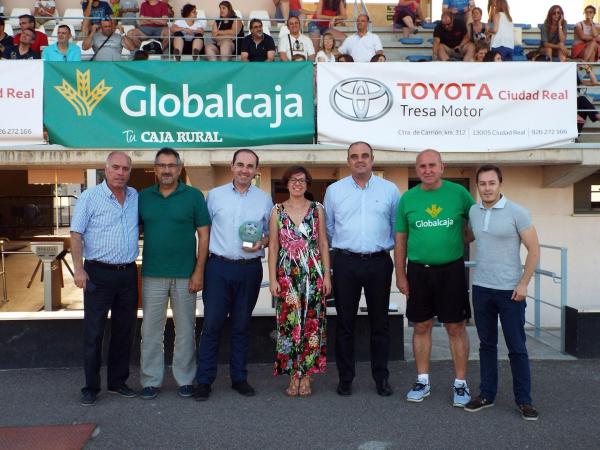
[[560, 247, 568, 353], [0, 239, 9, 303], [534, 254, 541, 338]]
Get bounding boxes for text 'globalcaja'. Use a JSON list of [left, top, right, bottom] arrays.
[[118, 84, 303, 128]]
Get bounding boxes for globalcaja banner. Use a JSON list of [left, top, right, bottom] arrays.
[[317, 62, 577, 152], [0, 60, 45, 147], [44, 61, 314, 148]]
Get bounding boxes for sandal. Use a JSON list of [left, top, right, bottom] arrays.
[[286, 377, 299, 397], [299, 377, 312, 398]]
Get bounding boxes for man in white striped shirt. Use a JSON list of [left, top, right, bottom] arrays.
[[71, 151, 139, 406]]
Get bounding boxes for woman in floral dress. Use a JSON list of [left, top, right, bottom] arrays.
[[268, 166, 331, 397]]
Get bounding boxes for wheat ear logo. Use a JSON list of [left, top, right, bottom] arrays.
[[55, 69, 112, 116], [425, 204, 443, 218]]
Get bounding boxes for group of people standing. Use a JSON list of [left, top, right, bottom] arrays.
[[71, 142, 540, 421]]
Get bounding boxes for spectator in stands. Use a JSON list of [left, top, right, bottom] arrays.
[[572, 5, 600, 62], [273, 0, 307, 22], [336, 53, 352, 62], [443, 0, 474, 24], [370, 53, 386, 62], [0, 16, 13, 55], [119, 0, 140, 26], [483, 49, 502, 61], [577, 65, 600, 134], [291, 53, 306, 61], [127, 0, 170, 51], [337, 14, 382, 62], [33, 0, 57, 28], [42, 24, 81, 61], [278, 14, 315, 61], [468, 7, 487, 45], [308, 0, 347, 52], [393, 1, 424, 38], [81, 0, 113, 26], [133, 49, 148, 59], [539, 5, 568, 62], [488, 0, 514, 61], [474, 41, 489, 61], [240, 19, 276, 62], [2, 28, 39, 59], [316, 31, 337, 62], [13, 14, 48, 54], [83, 17, 137, 61], [172, 3, 206, 61], [204, 1, 244, 61], [433, 11, 473, 61]]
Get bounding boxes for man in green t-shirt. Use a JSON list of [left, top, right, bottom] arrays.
[[394, 149, 475, 407], [138, 148, 210, 400]]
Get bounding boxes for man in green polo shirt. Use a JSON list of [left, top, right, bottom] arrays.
[[394, 149, 475, 407], [138, 147, 210, 400]]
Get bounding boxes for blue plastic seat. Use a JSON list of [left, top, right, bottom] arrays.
[[400, 37, 423, 45], [523, 38, 541, 46], [421, 21, 437, 30], [512, 55, 528, 61], [406, 55, 432, 62], [566, 39, 574, 46], [514, 23, 531, 29]]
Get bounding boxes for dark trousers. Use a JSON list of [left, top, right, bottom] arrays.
[[332, 252, 394, 383], [83, 262, 138, 393], [196, 257, 262, 385], [472, 285, 532, 405]]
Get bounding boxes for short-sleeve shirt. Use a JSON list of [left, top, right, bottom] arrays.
[[338, 31, 383, 62], [120, 0, 139, 25], [173, 18, 207, 40], [469, 196, 532, 290], [91, 32, 123, 61], [140, 0, 170, 26], [82, 1, 114, 25], [540, 22, 566, 45], [14, 31, 48, 54], [0, 34, 14, 51], [277, 33, 315, 60], [42, 42, 81, 61], [443, 0, 472, 11], [434, 18, 467, 48], [396, 180, 475, 265], [240, 33, 276, 61], [2, 45, 40, 59], [70, 180, 139, 264], [139, 181, 211, 278]]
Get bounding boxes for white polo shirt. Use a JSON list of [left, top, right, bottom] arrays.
[[338, 31, 383, 62]]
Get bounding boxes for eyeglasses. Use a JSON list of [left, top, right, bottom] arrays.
[[289, 177, 307, 185], [552, 10, 561, 15], [155, 163, 179, 170]]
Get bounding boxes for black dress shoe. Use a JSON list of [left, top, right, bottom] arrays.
[[194, 384, 212, 401], [107, 384, 137, 398], [376, 380, 393, 397], [337, 380, 352, 396], [231, 380, 255, 397]]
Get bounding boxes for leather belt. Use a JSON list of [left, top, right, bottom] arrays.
[[334, 249, 388, 259], [86, 260, 136, 271], [209, 254, 261, 265]]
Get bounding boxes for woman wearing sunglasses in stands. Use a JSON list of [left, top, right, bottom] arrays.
[[539, 5, 568, 62]]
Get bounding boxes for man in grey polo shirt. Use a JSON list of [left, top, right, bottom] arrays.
[[82, 17, 137, 61], [464, 164, 540, 421]]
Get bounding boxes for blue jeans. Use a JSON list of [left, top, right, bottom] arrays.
[[195, 257, 262, 385], [472, 285, 532, 405]]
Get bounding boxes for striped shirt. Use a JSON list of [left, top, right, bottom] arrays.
[[71, 180, 139, 264]]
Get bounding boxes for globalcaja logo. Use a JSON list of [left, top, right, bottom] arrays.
[[54, 69, 111, 116], [329, 78, 392, 121], [425, 204, 443, 218]]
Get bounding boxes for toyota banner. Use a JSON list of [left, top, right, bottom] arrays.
[[317, 62, 577, 152]]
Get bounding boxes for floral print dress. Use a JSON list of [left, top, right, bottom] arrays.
[[273, 201, 327, 377]]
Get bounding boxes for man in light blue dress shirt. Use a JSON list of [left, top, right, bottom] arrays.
[[41, 25, 81, 61], [324, 141, 401, 397], [194, 149, 273, 401], [71, 151, 139, 406]]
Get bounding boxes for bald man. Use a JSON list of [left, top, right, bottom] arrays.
[[394, 149, 475, 407]]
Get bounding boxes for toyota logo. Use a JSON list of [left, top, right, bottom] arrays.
[[329, 78, 392, 121]]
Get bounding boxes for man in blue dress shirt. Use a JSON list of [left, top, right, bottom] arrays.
[[324, 141, 401, 397], [194, 149, 273, 401], [71, 151, 139, 406]]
